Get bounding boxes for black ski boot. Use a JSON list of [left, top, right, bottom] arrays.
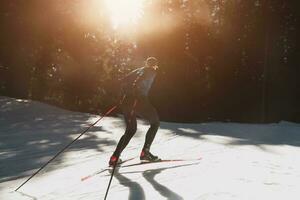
[[140, 150, 161, 162]]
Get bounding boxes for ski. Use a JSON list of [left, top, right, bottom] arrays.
[[115, 157, 202, 169], [81, 157, 135, 181], [81, 157, 201, 181]]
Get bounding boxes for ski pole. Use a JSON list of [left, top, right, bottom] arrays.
[[15, 104, 118, 192], [104, 156, 119, 200]]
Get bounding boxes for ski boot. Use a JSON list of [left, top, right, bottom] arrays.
[[140, 150, 161, 162], [109, 155, 122, 167]]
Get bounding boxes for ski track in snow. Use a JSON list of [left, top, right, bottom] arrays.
[[0, 96, 300, 200]]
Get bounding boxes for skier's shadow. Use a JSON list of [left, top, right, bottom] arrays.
[[142, 165, 187, 200], [113, 168, 145, 200], [111, 162, 198, 200]]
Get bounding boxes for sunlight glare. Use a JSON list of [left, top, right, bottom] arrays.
[[104, 0, 145, 29]]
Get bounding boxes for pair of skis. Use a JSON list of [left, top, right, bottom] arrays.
[[81, 157, 202, 182]]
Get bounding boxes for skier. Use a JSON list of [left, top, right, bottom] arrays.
[[109, 57, 161, 166]]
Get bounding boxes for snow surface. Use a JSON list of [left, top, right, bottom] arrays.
[[0, 96, 300, 200]]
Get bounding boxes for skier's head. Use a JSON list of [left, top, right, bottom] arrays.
[[145, 57, 158, 69]]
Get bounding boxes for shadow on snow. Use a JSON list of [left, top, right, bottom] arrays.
[[159, 121, 300, 147], [111, 163, 197, 200], [0, 97, 116, 182]]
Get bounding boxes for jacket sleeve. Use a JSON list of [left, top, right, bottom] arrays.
[[132, 69, 145, 88], [130, 69, 146, 96], [133, 68, 156, 96], [121, 68, 144, 96]]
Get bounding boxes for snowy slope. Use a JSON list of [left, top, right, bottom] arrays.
[[1, 96, 300, 200]]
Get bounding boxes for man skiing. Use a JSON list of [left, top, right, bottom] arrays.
[[109, 57, 161, 166]]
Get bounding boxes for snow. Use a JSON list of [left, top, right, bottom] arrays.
[[0, 96, 300, 200]]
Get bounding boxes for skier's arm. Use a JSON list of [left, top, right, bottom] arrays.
[[132, 68, 151, 93], [130, 74, 143, 97], [132, 67, 155, 96], [132, 71, 145, 88]]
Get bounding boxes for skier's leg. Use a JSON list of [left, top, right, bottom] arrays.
[[110, 98, 137, 166], [143, 116, 159, 151], [112, 112, 137, 157], [137, 97, 160, 152]]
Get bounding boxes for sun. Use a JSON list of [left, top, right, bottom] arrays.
[[104, 0, 145, 29]]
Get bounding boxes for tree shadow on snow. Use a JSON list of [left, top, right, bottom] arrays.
[[112, 117, 300, 148], [0, 97, 117, 182], [159, 121, 300, 148]]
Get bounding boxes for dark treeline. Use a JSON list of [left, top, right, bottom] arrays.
[[0, 0, 299, 123]]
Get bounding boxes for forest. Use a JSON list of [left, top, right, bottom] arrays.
[[0, 0, 299, 123]]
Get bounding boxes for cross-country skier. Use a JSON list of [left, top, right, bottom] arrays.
[[109, 57, 161, 166]]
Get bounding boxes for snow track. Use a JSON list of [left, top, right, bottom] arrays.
[[1, 96, 300, 199]]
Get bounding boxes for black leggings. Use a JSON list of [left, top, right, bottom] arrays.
[[113, 96, 160, 157]]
